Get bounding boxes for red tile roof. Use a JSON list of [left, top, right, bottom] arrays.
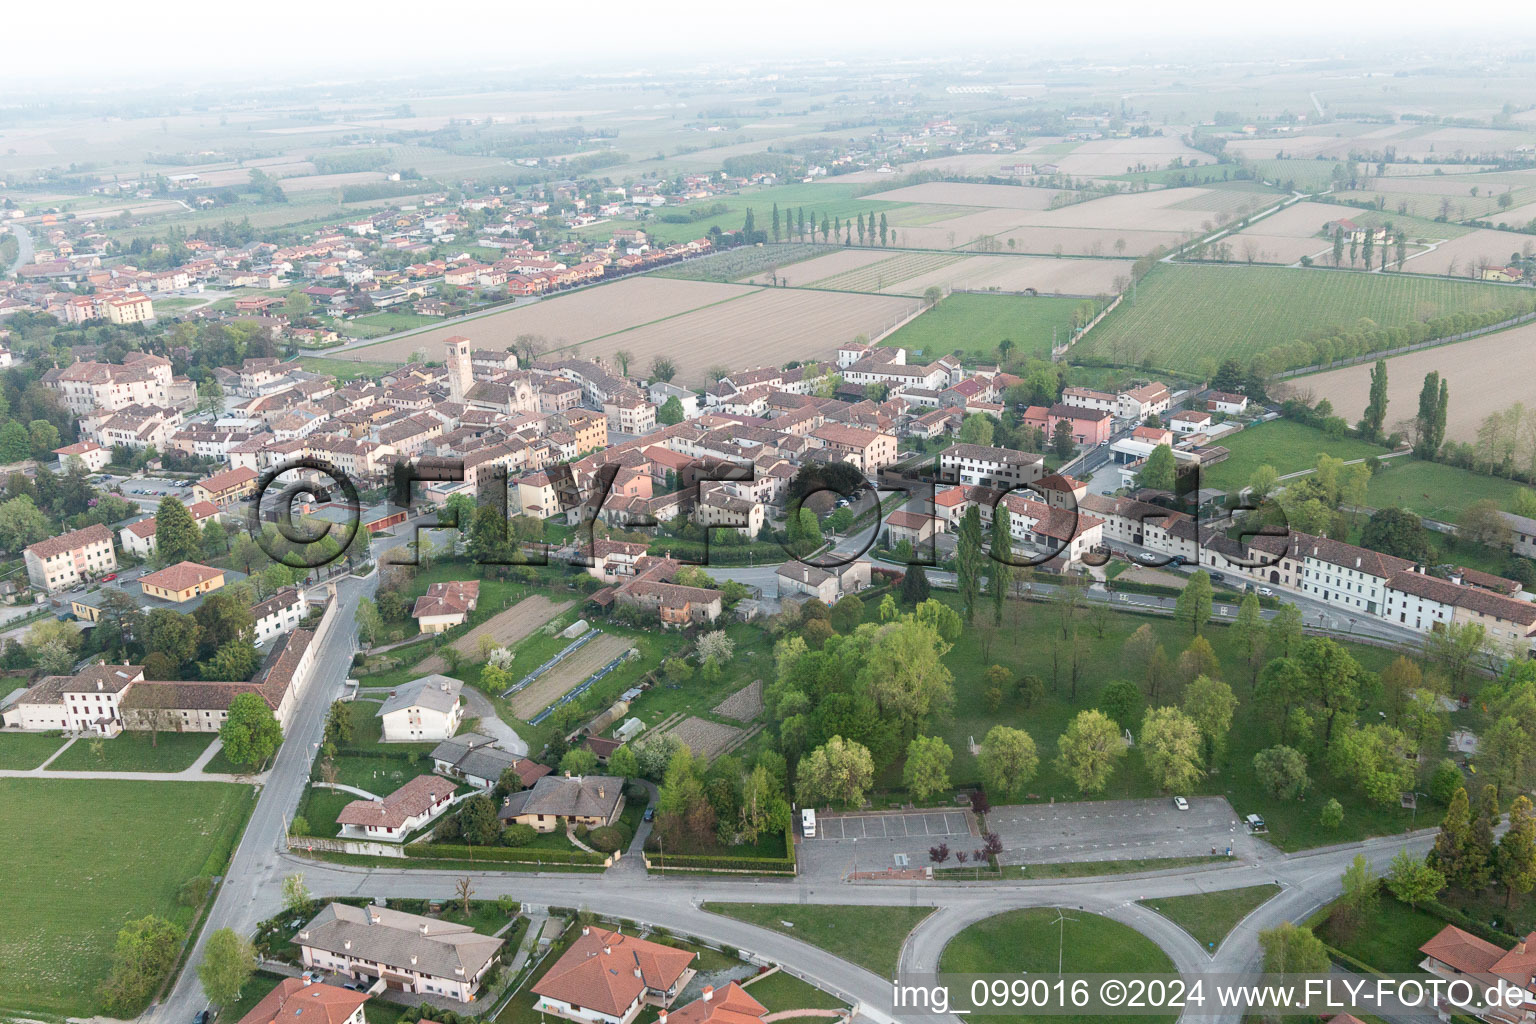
[[237, 979, 368, 1024], [533, 929, 695, 1018]]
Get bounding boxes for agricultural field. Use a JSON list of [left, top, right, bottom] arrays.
[[863, 181, 1064, 209], [743, 247, 891, 287], [560, 287, 920, 385], [293, 356, 399, 381], [1302, 319, 1536, 443], [508, 632, 633, 720], [880, 292, 1087, 361], [653, 242, 836, 283], [1363, 459, 1529, 524], [1399, 228, 1535, 276], [1075, 263, 1516, 374], [645, 714, 748, 759], [712, 679, 762, 722], [356, 277, 757, 361], [890, 253, 1135, 296], [804, 250, 969, 292], [1, 779, 253, 1018], [1049, 136, 1216, 177]]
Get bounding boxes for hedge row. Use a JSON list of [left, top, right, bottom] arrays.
[[1421, 898, 1519, 948], [646, 828, 797, 873], [409, 843, 606, 865]]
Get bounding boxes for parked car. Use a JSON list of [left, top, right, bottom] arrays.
[[1244, 813, 1268, 833], [1208, 572, 1226, 584], [100, 573, 117, 582], [1257, 586, 1274, 596], [643, 807, 655, 822], [194, 1011, 210, 1024], [1173, 796, 1189, 811]]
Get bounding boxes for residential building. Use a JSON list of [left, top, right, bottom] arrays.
[[431, 733, 550, 791], [531, 927, 697, 1024], [1117, 382, 1171, 421], [24, 523, 116, 592], [498, 773, 625, 832], [335, 774, 458, 840], [137, 561, 226, 603], [775, 560, 872, 604], [1418, 924, 1536, 1021], [118, 500, 220, 558], [194, 465, 259, 508], [661, 983, 767, 1024], [1169, 409, 1214, 434], [1046, 403, 1113, 446], [235, 979, 369, 1024], [54, 440, 111, 473], [253, 587, 307, 646], [1061, 386, 1116, 414], [809, 423, 898, 472], [938, 443, 1044, 490], [1206, 391, 1249, 415], [296, 902, 503, 1001], [410, 580, 480, 633], [377, 675, 464, 742]]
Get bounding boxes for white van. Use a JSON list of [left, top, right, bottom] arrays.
[[801, 808, 816, 838]]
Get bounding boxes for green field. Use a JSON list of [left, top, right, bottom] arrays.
[[704, 903, 935, 977], [1365, 459, 1528, 524], [0, 732, 66, 770], [880, 292, 1084, 361], [1076, 263, 1515, 374], [354, 311, 441, 332], [806, 250, 969, 292], [588, 182, 913, 246], [1196, 420, 1389, 493], [1316, 895, 1448, 974], [740, 970, 847, 1013], [46, 731, 214, 772], [293, 356, 400, 379], [938, 909, 1175, 1024], [0, 779, 254, 1017], [1137, 884, 1280, 951]]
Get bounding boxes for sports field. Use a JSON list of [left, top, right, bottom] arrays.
[[880, 292, 1085, 361], [1076, 263, 1516, 374], [1, 779, 254, 1017]]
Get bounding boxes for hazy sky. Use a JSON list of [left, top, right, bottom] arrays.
[[10, 0, 1536, 87]]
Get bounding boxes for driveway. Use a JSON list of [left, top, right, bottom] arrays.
[[458, 684, 527, 756]]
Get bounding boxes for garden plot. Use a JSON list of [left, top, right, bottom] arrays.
[[654, 715, 748, 759], [712, 679, 763, 722], [509, 633, 634, 721], [863, 181, 1064, 209], [416, 595, 572, 674], [357, 277, 757, 362], [1304, 320, 1536, 444], [561, 288, 920, 385], [1400, 228, 1536, 276]]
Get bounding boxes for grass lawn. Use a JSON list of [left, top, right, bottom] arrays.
[[0, 779, 255, 1017], [1364, 458, 1528, 525], [740, 970, 848, 1013], [0, 731, 66, 770], [354, 311, 441, 332], [880, 292, 1086, 361], [625, 621, 772, 732], [1137, 883, 1280, 951], [915, 592, 1415, 850], [293, 356, 399, 380], [1077, 262, 1519, 375], [46, 731, 214, 772], [703, 903, 935, 977], [1195, 420, 1388, 493], [1316, 896, 1448, 974], [938, 909, 1175, 1024]]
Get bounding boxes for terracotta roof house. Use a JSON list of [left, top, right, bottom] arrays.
[[662, 982, 768, 1024], [498, 773, 624, 832], [193, 465, 258, 507], [532, 927, 697, 1024], [411, 580, 480, 633], [235, 979, 369, 1024], [335, 775, 457, 841], [1419, 924, 1536, 1012], [24, 522, 116, 592], [296, 902, 504, 1003], [138, 561, 226, 603]]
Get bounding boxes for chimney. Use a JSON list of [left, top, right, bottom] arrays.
[[703, 986, 714, 1002], [564, 770, 571, 778], [369, 908, 381, 925], [343, 939, 352, 951], [299, 930, 310, 941], [420, 922, 430, 935], [659, 1013, 668, 1024], [411, 955, 419, 966], [97, 680, 103, 691], [604, 945, 612, 955], [598, 785, 605, 799], [582, 926, 590, 937]]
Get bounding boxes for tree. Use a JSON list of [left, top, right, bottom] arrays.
[[143, 609, 201, 669], [1360, 507, 1432, 562], [1432, 788, 1474, 888], [0, 494, 49, 551], [1175, 571, 1214, 637], [281, 873, 311, 914], [1177, 635, 1220, 686], [902, 735, 953, 803], [978, 725, 1038, 798], [1138, 444, 1176, 491], [1416, 371, 1449, 457], [1321, 797, 1344, 829], [355, 597, 383, 646], [102, 916, 182, 1014], [1050, 420, 1075, 460], [1259, 922, 1329, 973], [559, 748, 599, 776], [955, 505, 984, 624], [1267, 603, 1304, 660], [1462, 499, 1513, 550], [0, 420, 30, 462], [1141, 706, 1204, 792], [958, 414, 994, 447], [1181, 674, 1238, 768], [830, 594, 864, 633], [608, 745, 639, 780], [649, 355, 677, 383], [1362, 359, 1389, 438], [786, 506, 823, 559], [202, 637, 260, 682], [1253, 745, 1309, 800], [1097, 679, 1143, 733], [900, 564, 930, 604], [796, 735, 875, 808], [1498, 796, 1536, 906], [1330, 723, 1416, 806], [858, 618, 955, 742], [219, 692, 282, 772], [455, 876, 475, 914], [1387, 847, 1446, 908], [198, 927, 256, 1007], [1232, 593, 1266, 687], [657, 396, 685, 425], [1056, 709, 1128, 794], [1338, 853, 1379, 930], [1247, 464, 1280, 503], [155, 496, 203, 564]]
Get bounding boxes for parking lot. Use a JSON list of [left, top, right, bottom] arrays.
[[795, 796, 1250, 879]]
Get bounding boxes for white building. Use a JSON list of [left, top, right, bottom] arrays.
[[377, 675, 464, 742], [296, 902, 503, 1002]]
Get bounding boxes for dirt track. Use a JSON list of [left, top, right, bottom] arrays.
[[509, 633, 633, 720], [416, 594, 572, 674]]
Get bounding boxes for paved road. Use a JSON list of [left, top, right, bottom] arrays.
[[6, 220, 34, 274]]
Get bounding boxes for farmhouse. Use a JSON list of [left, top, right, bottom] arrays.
[[296, 902, 503, 1002], [377, 675, 464, 742], [498, 772, 624, 832], [532, 927, 697, 1024], [775, 559, 872, 604], [335, 775, 458, 841]]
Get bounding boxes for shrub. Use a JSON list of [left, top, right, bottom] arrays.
[[501, 824, 538, 847], [1321, 798, 1344, 829], [588, 826, 624, 853], [575, 824, 590, 840]]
